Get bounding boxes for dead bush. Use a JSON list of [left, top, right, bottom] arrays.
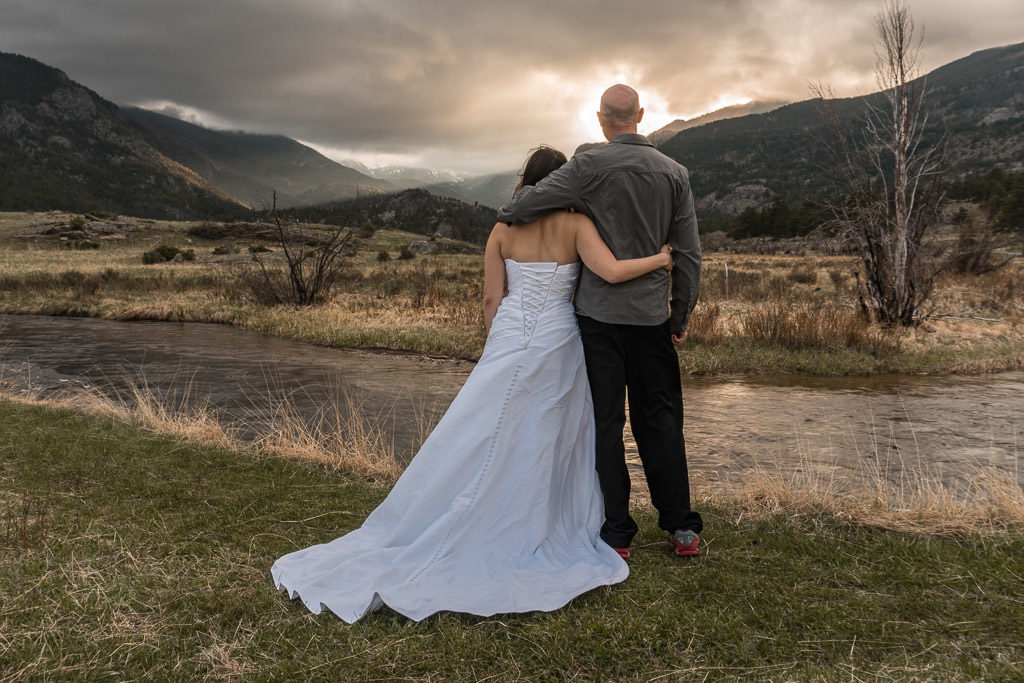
[[247, 196, 353, 306], [4, 495, 49, 552], [947, 214, 1015, 276]]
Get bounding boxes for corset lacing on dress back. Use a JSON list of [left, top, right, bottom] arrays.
[[490, 259, 580, 348]]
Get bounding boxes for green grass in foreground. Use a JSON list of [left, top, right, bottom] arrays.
[[2, 400, 1023, 680]]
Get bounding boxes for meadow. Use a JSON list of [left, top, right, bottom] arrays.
[[1, 210, 1022, 376], [2, 395, 1022, 680]]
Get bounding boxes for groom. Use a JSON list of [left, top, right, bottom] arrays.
[[497, 84, 703, 558]]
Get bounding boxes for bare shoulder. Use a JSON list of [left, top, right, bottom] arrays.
[[488, 221, 511, 241]]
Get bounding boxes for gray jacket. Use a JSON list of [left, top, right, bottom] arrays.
[[496, 134, 701, 331]]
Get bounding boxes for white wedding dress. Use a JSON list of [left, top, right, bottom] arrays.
[[271, 259, 628, 623]]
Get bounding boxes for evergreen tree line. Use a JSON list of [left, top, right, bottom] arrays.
[[946, 167, 1024, 233], [729, 196, 829, 239]]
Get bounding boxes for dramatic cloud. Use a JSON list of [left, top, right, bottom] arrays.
[[2, 0, 1020, 172]]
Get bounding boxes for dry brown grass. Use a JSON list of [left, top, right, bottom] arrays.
[[740, 301, 902, 354], [684, 302, 725, 343], [704, 451, 1024, 536], [2, 375, 403, 486]]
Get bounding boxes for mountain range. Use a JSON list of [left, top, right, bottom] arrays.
[[2, 42, 1022, 222], [341, 159, 464, 190]]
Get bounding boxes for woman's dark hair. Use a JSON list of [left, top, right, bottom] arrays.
[[514, 146, 567, 194]]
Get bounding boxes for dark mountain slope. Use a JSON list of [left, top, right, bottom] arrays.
[[659, 42, 1024, 216], [0, 53, 242, 218], [123, 107, 394, 208]]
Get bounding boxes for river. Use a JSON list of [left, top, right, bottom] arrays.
[[1, 314, 1020, 494]]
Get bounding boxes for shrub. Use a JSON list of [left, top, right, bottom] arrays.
[[787, 264, 817, 284], [62, 239, 99, 250], [69, 215, 87, 230], [248, 244, 270, 253], [367, 265, 403, 298], [409, 264, 433, 308], [142, 244, 195, 264], [357, 222, 377, 238], [376, 250, 391, 262], [187, 222, 230, 239], [828, 268, 850, 294], [212, 245, 239, 255], [398, 245, 415, 260]]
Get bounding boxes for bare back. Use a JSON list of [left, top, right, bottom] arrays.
[[495, 211, 580, 265]]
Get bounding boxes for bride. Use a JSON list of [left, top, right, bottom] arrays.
[[271, 146, 672, 623]]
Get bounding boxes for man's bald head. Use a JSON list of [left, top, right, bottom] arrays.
[[598, 84, 643, 139]]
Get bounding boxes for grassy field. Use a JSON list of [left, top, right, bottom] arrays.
[[1, 210, 1022, 375], [3, 397, 1023, 680]]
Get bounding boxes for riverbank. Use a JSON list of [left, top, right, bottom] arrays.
[[2, 211, 1022, 376], [3, 398, 1022, 679]]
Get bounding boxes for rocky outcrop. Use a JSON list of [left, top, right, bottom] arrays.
[[697, 184, 774, 217]]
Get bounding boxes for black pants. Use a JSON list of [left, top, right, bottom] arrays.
[[578, 315, 703, 548]]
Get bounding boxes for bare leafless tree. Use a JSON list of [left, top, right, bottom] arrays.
[[815, 0, 945, 325], [249, 192, 353, 306]]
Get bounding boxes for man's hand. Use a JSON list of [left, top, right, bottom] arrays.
[[671, 329, 687, 346]]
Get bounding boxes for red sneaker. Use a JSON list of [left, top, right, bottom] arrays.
[[669, 530, 700, 557], [612, 547, 630, 560]]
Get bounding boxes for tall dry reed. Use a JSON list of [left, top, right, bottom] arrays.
[[741, 302, 902, 354]]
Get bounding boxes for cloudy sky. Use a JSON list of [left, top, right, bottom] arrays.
[[3, 0, 1021, 174]]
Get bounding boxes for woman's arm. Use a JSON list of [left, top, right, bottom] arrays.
[[574, 217, 672, 283], [482, 223, 507, 332]]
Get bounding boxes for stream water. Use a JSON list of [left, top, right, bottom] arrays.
[[2, 314, 1020, 494]]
